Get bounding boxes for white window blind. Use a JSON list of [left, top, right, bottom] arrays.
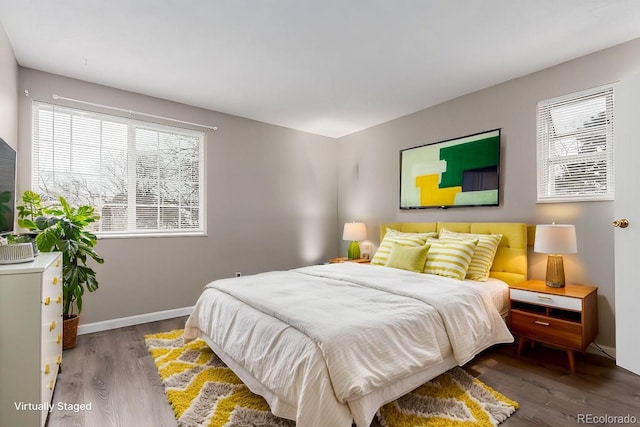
[[31, 102, 206, 237], [536, 85, 615, 202]]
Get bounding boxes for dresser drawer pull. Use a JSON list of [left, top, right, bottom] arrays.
[[44, 363, 50, 375], [56, 355, 62, 365], [56, 334, 62, 344], [534, 320, 551, 326], [52, 277, 59, 285], [43, 296, 51, 306], [536, 295, 552, 300], [49, 320, 56, 331], [49, 379, 54, 390], [56, 294, 62, 304]]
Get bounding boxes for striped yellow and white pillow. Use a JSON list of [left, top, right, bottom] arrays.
[[424, 238, 478, 280], [439, 229, 503, 281], [371, 228, 437, 266]]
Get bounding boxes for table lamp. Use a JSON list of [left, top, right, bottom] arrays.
[[534, 224, 577, 288], [343, 222, 366, 260]]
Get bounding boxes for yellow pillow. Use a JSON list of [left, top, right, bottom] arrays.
[[439, 229, 503, 281], [424, 238, 478, 280], [385, 243, 431, 273], [371, 228, 437, 266]]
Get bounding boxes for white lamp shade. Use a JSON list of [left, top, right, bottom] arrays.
[[343, 222, 366, 241], [534, 224, 577, 254]]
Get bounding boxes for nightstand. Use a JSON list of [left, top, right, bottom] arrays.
[[508, 280, 598, 373], [329, 257, 370, 264]]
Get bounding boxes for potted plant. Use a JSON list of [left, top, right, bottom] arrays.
[[6, 233, 39, 256], [17, 190, 104, 349]]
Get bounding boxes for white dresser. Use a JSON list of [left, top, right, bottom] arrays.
[[0, 252, 63, 427]]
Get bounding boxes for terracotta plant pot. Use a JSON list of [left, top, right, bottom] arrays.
[[62, 315, 79, 350]]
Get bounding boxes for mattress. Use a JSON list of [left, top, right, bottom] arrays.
[[472, 277, 510, 316]]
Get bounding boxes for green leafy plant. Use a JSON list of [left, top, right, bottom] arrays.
[[7, 234, 32, 243], [17, 190, 104, 317]]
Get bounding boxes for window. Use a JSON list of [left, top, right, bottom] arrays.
[[536, 85, 614, 202], [31, 102, 206, 237]]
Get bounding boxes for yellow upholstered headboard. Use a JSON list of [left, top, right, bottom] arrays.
[[380, 222, 528, 285]]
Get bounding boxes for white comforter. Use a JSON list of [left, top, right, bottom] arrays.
[[184, 262, 513, 427]]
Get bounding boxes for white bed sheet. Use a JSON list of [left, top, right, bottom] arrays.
[[184, 263, 512, 427], [467, 277, 510, 317]]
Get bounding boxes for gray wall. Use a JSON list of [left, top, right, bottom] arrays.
[[13, 36, 640, 348], [0, 22, 17, 149], [337, 37, 640, 348], [17, 68, 339, 325]]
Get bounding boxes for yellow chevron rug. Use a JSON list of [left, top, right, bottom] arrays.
[[145, 329, 518, 427]]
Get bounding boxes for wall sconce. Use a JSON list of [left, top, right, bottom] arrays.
[[534, 224, 577, 288], [343, 222, 366, 260]]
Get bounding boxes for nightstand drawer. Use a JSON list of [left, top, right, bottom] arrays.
[[510, 289, 581, 311], [511, 310, 582, 350]]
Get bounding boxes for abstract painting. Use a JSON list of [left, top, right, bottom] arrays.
[[400, 129, 500, 209]]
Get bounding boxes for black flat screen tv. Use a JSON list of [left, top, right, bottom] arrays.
[[0, 137, 17, 236], [400, 129, 500, 209]]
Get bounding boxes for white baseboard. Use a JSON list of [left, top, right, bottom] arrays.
[[77, 306, 194, 335]]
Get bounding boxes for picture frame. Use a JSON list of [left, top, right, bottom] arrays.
[[400, 129, 500, 209]]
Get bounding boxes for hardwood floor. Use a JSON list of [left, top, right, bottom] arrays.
[[48, 317, 640, 426], [48, 317, 187, 427]]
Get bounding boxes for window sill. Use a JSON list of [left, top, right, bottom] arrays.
[[96, 231, 207, 239]]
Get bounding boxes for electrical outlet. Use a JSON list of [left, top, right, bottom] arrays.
[[362, 243, 372, 258], [235, 272, 242, 277]]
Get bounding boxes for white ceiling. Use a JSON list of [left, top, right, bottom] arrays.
[[1, 1, 640, 138]]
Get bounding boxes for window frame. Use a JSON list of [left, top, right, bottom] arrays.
[[31, 101, 207, 238], [536, 84, 615, 203]]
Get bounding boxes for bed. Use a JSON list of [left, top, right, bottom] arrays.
[[184, 222, 528, 427]]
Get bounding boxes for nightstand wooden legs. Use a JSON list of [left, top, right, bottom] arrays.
[[517, 337, 525, 356], [516, 337, 536, 356], [567, 350, 575, 374], [517, 337, 577, 373]]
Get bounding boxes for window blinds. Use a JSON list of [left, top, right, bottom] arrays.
[[536, 85, 615, 202], [31, 102, 205, 236]]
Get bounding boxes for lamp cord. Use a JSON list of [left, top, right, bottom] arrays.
[[591, 342, 616, 361]]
